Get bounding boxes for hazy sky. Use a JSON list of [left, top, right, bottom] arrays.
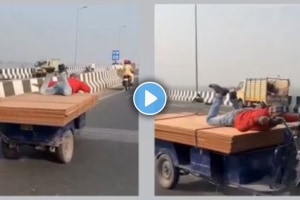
[[155, 4, 300, 90], [0, 4, 139, 66]]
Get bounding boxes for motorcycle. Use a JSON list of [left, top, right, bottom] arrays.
[[192, 93, 204, 103], [83, 66, 94, 73], [122, 75, 132, 91]]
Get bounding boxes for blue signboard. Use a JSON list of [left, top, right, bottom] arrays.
[[112, 50, 120, 61]]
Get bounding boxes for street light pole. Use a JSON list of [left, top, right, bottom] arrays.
[[194, 4, 199, 93], [74, 6, 87, 66]]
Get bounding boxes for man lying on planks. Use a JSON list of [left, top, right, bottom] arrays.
[[38, 64, 91, 96], [207, 84, 299, 132]]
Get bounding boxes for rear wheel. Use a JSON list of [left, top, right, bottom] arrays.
[[124, 80, 129, 91], [55, 131, 74, 164], [238, 99, 244, 108], [290, 183, 300, 195], [156, 154, 179, 189], [1, 139, 20, 159]]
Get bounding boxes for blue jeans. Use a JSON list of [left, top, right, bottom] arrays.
[[206, 94, 242, 126], [40, 72, 72, 96]]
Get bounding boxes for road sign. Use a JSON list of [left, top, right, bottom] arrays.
[[112, 50, 120, 61]]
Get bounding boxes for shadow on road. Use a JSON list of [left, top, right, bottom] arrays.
[[0, 138, 83, 164], [155, 176, 279, 196]]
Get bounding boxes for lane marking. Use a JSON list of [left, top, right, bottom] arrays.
[[97, 77, 139, 101], [168, 104, 186, 108], [78, 127, 138, 143], [98, 90, 124, 101]]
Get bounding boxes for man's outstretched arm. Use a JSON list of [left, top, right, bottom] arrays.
[[79, 82, 91, 93], [282, 113, 299, 122]]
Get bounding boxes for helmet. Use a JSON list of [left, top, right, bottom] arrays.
[[124, 59, 131, 65]]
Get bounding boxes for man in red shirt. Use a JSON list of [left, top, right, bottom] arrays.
[[39, 64, 91, 96], [207, 84, 299, 132]]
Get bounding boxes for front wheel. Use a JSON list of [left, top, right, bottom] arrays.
[[1, 139, 20, 159], [290, 183, 300, 195], [55, 130, 74, 164], [156, 154, 180, 189], [238, 99, 244, 108]]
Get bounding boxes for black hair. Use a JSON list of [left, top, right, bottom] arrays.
[[70, 73, 79, 78]]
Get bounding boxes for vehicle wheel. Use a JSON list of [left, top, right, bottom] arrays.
[[55, 130, 74, 164], [289, 182, 300, 195], [156, 153, 180, 189], [1, 139, 20, 159], [124, 81, 129, 91], [238, 99, 244, 108]]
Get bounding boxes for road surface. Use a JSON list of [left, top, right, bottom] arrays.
[[0, 82, 138, 195], [155, 101, 298, 196]]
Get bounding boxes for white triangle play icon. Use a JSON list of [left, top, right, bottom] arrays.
[[145, 90, 157, 107]]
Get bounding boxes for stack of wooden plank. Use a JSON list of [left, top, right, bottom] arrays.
[[155, 112, 298, 154], [0, 92, 98, 126]]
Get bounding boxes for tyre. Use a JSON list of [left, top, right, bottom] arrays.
[[290, 183, 300, 195], [156, 153, 180, 189], [1, 139, 20, 160], [55, 130, 74, 164], [124, 80, 129, 91], [238, 99, 244, 108]]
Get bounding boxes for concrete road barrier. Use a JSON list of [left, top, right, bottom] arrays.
[[0, 69, 122, 97], [0, 66, 110, 80]]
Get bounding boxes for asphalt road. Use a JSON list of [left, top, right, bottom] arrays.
[[155, 101, 298, 196], [0, 82, 138, 195]]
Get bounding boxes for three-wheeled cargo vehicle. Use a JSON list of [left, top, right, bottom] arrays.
[[0, 92, 97, 163], [0, 113, 86, 163], [155, 112, 300, 195]]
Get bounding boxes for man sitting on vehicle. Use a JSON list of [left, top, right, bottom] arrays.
[[39, 64, 91, 96], [206, 84, 299, 132], [91, 63, 96, 72], [122, 59, 135, 85]]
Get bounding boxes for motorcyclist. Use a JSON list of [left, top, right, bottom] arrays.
[[122, 59, 135, 85]]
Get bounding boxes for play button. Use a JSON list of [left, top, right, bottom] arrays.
[[133, 82, 167, 115], [145, 90, 157, 107]]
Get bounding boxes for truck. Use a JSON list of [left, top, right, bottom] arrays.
[[33, 59, 61, 77], [235, 78, 290, 108]]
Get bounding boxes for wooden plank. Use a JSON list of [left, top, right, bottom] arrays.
[[155, 112, 292, 154], [4, 92, 95, 104], [0, 93, 98, 126], [0, 101, 75, 111]]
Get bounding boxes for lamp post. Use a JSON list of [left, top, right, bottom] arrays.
[[194, 4, 199, 94], [192, 4, 202, 103], [74, 6, 88, 66], [117, 25, 126, 61]]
